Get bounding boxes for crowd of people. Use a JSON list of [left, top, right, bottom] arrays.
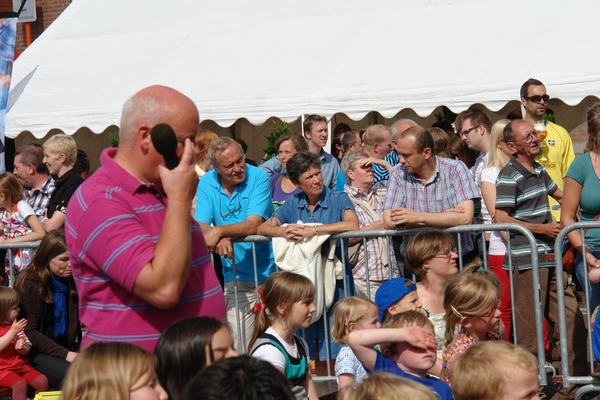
[[0, 78, 599, 399]]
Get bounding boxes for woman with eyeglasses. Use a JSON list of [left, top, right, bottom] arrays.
[[561, 103, 600, 313], [340, 151, 398, 301], [479, 119, 513, 340], [403, 230, 459, 377]]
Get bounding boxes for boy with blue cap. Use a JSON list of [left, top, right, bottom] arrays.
[[375, 277, 423, 323]]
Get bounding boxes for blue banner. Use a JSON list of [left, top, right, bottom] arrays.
[[0, 18, 17, 173]]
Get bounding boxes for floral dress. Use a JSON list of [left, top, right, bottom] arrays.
[[442, 328, 503, 383], [1, 201, 35, 274]]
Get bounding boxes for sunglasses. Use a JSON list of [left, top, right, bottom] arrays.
[[524, 94, 550, 103]]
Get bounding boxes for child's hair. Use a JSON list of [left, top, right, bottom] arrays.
[[442, 269, 500, 358], [404, 230, 455, 280], [347, 372, 437, 400], [460, 263, 500, 289], [0, 287, 19, 319], [61, 342, 158, 400], [375, 277, 417, 323], [331, 296, 378, 344], [449, 341, 538, 400], [381, 310, 434, 356], [155, 317, 230, 400], [180, 355, 295, 400], [0, 173, 24, 206], [248, 271, 315, 352]]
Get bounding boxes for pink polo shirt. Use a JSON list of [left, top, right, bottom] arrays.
[[65, 148, 226, 351]]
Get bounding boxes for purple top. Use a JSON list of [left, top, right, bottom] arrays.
[[270, 173, 302, 203]]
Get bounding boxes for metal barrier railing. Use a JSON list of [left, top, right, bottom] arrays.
[[0, 241, 41, 287], [232, 223, 549, 382], [554, 222, 600, 398], [2, 227, 569, 388]]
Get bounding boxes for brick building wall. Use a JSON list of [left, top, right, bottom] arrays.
[[0, 0, 70, 54]]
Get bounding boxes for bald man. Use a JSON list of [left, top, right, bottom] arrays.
[[65, 85, 226, 351]]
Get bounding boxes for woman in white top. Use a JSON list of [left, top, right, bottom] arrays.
[[479, 119, 512, 341]]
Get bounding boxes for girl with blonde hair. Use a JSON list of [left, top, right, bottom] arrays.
[[61, 341, 167, 400], [331, 296, 380, 395], [441, 266, 504, 383]]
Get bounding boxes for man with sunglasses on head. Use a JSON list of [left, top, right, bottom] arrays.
[[520, 78, 575, 220], [495, 119, 585, 400], [195, 137, 276, 353]]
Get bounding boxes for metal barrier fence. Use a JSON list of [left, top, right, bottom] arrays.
[[7, 224, 596, 392], [0, 241, 41, 287], [554, 222, 600, 399], [233, 223, 551, 382]]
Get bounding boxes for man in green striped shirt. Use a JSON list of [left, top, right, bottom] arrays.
[[495, 119, 585, 400]]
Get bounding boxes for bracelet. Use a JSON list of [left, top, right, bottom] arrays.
[[314, 226, 318, 235]]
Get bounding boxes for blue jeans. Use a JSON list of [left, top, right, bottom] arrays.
[[575, 247, 600, 314]]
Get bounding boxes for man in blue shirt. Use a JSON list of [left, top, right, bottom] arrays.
[[196, 137, 276, 352]]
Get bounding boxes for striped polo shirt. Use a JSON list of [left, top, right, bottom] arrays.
[[65, 148, 226, 351], [495, 156, 557, 270]]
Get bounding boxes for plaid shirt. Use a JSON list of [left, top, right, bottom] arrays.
[[344, 185, 398, 281], [384, 156, 481, 254], [23, 176, 55, 221]]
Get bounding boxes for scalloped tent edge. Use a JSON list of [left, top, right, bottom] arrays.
[[6, 0, 600, 162]]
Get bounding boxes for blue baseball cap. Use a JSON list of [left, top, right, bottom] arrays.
[[374, 278, 417, 322]]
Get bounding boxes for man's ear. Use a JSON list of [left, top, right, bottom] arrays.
[[506, 141, 517, 153], [520, 97, 527, 108], [422, 147, 432, 159], [27, 163, 35, 175], [138, 125, 152, 153]]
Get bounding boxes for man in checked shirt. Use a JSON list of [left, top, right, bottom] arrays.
[[383, 126, 481, 262]]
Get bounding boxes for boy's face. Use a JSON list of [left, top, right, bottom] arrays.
[[392, 325, 436, 376], [500, 366, 540, 400], [389, 291, 423, 314]]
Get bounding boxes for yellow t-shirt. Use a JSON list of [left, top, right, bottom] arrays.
[[535, 121, 575, 220]]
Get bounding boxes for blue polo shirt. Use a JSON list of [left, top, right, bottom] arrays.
[[195, 164, 275, 283]]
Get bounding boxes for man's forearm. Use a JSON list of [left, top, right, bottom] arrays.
[[214, 219, 262, 239], [153, 198, 192, 293], [410, 210, 473, 228]]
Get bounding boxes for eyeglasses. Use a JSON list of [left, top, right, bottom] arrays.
[[513, 131, 539, 144], [220, 195, 242, 220], [524, 94, 550, 103], [460, 125, 480, 137], [433, 248, 457, 258]]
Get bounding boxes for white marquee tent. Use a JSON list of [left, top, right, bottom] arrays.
[[6, 0, 600, 164]]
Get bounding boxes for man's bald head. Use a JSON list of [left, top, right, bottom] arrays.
[[119, 85, 199, 146]]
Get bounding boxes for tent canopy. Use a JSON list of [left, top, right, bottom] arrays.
[[6, 0, 600, 139]]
